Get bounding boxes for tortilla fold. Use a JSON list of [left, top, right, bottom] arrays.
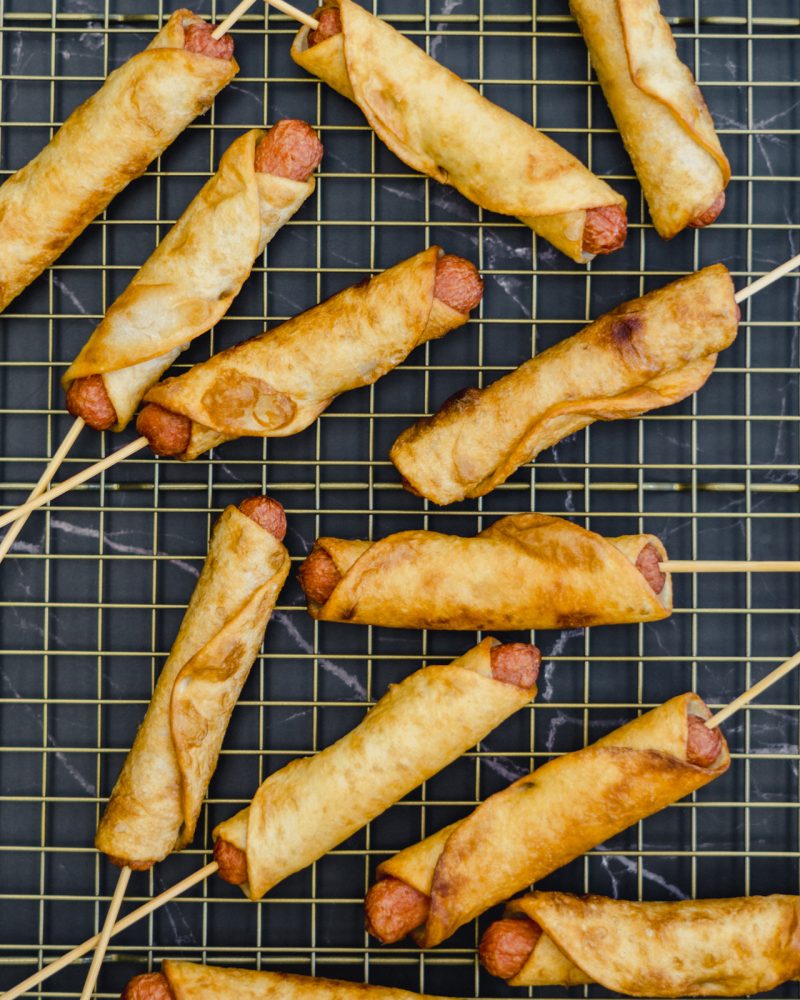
[[571, 0, 730, 239], [160, 963, 459, 1000], [376, 693, 729, 947], [290, 0, 625, 262], [305, 512, 671, 628], [0, 10, 237, 314], [213, 637, 537, 901], [390, 263, 738, 505], [95, 505, 289, 869], [501, 892, 800, 996], [62, 129, 315, 429], [144, 246, 470, 460]]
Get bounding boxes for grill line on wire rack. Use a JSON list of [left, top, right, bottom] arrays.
[[1, 2, 799, 999]]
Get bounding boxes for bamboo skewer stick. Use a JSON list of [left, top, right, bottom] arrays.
[[659, 560, 800, 573], [2, 249, 799, 535], [77, 866, 131, 1000], [0, 863, 218, 1000], [6, 650, 800, 999], [0, 416, 85, 565], [0, 436, 147, 531], [211, 0, 319, 39], [705, 649, 800, 730]]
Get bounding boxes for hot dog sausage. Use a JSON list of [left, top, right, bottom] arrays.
[[66, 120, 322, 433], [491, 642, 541, 688], [137, 253, 481, 456], [65, 374, 117, 431], [308, 6, 342, 47], [479, 917, 542, 980], [237, 495, 287, 540], [635, 542, 666, 595], [214, 641, 538, 888], [686, 714, 722, 767], [297, 546, 341, 605], [582, 204, 628, 255], [254, 119, 324, 182], [121, 972, 174, 1000], [183, 21, 235, 61], [307, 11, 625, 259], [136, 403, 193, 457], [433, 255, 484, 314], [213, 828, 249, 885], [689, 191, 725, 229], [365, 876, 431, 943]]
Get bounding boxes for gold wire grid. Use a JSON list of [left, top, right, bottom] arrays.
[[0, 2, 799, 998]]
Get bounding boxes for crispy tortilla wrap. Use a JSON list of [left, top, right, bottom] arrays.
[[95, 504, 289, 869], [213, 637, 537, 900], [391, 263, 738, 505], [376, 693, 729, 947], [290, 0, 625, 262], [62, 129, 315, 429], [498, 892, 800, 996], [144, 247, 471, 460], [571, 0, 730, 239], [0, 10, 237, 313], [304, 513, 671, 628], [157, 963, 459, 1000]]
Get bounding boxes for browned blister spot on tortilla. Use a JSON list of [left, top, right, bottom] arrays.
[[200, 369, 296, 432]]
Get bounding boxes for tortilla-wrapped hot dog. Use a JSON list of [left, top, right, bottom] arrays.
[[391, 263, 738, 505], [95, 496, 290, 870], [212, 638, 539, 900], [291, 0, 627, 263], [480, 892, 800, 995], [365, 693, 729, 948], [138, 247, 482, 460], [0, 10, 238, 314], [299, 513, 671, 629], [571, 0, 730, 239], [123, 963, 461, 1000], [62, 124, 322, 431]]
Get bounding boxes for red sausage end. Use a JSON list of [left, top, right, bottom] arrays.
[[490, 643, 540, 689], [183, 21, 235, 61], [136, 403, 192, 458], [365, 876, 431, 943], [121, 972, 174, 1000], [66, 375, 118, 432], [433, 255, 483, 314], [238, 495, 287, 541], [479, 917, 542, 981], [254, 120, 324, 182], [308, 6, 342, 46], [582, 204, 627, 255]]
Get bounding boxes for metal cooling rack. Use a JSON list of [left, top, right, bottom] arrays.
[[1, 1, 799, 997]]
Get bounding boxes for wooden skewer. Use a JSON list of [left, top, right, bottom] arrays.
[[7, 649, 800, 999], [660, 560, 800, 573], [77, 866, 131, 1000], [211, 0, 318, 39], [0, 416, 85, 565], [0, 862, 218, 1000], [0, 436, 148, 531], [3, 254, 800, 534], [706, 649, 800, 729]]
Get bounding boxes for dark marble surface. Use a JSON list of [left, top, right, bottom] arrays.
[[1, 1, 799, 997]]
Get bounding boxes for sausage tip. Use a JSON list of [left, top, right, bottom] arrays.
[[434, 254, 483, 314], [65, 375, 117, 431], [183, 21, 235, 60], [582, 204, 627, 255], [121, 972, 174, 1000], [308, 6, 342, 46], [238, 495, 287, 541], [365, 877, 430, 943], [136, 403, 192, 457], [255, 120, 324, 182], [298, 546, 341, 606], [479, 917, 541, 981], [490, 643, 540, 689], [213, 836, 248, 885]]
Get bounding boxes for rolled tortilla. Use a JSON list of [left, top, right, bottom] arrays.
[[62, 129, 316, 430], [0, 10, 237, 314], [144, 246, 472, 460], [391, 263, 738, 505], [213, 637, 537, 900], [375, 693, 729, 948], [498, 892, 800, 996], [304, 513, 671, 629], [95, 504, 290, 869], [571, 0, 730, 239], [290, 0, 626, 263], [151, 963, 459, 1000]]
